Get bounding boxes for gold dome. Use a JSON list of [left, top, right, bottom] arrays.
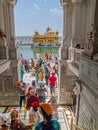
[[47, 30, 54, 34]]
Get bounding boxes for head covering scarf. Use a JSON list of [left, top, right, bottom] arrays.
[[31, 102, 39, 107], [0, 113, 11, 127], [16, 81, 21, 87], [10, 109, 18, 120]]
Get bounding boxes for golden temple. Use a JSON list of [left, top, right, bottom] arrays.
[[33, 27, 59, 45]]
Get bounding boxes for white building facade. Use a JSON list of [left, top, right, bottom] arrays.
[[59, 0, 98, 129], [0, 0, 19, 106]]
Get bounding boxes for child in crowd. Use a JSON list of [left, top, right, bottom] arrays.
[[26, 88, 40, 110]]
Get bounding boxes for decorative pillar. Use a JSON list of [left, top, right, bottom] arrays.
[[3, 0, 17, 58], [3, 0, 10, 47], [59, 0, 75, 105], [0, 0, 5, 31], [83, 0, 98, 61], [7, 0, 17, 60], [60, 0, 72, 60], [71, 0, 84, 47], [92, 0, 98, 60], [0, 0, 19, 106], [0, 0, 7, 59]]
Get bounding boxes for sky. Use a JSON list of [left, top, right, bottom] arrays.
[[14, 0, 63, 36]]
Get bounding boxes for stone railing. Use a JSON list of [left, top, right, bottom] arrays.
[[79, 57, 98, 97], [0, 60, 11, 74], [70, 47, 84, 67], [68, 47, 84, 76]]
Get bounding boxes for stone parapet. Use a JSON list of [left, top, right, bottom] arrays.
[[0, 92, 19, 106], [8, 47, 17, 60], [0, 60, 10, 74], [58, 60, 75, 104], [79, 56, 98, 97], [74, 80, 98, 130], [0, 60, 18, 106], [0, 47, 7, 59], [76, 81, 98, 130]]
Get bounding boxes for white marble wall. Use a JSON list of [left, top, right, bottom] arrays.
[[76, 81, 98, 130], [0, 0, 19, 106], [60, 0, 98, 129], [0, 0, 5, 31], [79, 57, 98, 96]]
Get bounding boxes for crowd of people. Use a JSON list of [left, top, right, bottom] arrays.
[[0, 54, 61, 130]]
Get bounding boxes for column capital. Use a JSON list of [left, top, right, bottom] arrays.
[[60, 0, 70, 6], [71, 0, 84, 3], [8, 0, 17, 6]]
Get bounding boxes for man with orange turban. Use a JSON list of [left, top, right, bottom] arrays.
[[34, 103, 61, 130]]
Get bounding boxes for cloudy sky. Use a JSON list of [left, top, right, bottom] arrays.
[[15, 0, 63, 36]]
